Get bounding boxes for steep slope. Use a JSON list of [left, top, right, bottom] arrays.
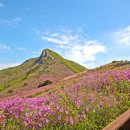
[[48, 49, 87, 73], [0, 49, 87, 98]]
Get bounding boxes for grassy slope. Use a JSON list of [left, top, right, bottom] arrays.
[[0, 49, 87, 96], [49, 49, 87, 73], [95, 60, 130, 71], [0, 58, 38, 92], [30, 60, 130, 98]]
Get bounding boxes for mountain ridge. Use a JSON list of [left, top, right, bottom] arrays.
[[0, 49, 130, 99], [95, 60, 130, 71], [0, 49, 87, 98]]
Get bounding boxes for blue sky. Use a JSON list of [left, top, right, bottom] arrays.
[[0, 0, 130, 69]]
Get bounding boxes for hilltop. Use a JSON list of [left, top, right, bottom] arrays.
[[0, 50, 130, 100], [0, 49, 86, 98]]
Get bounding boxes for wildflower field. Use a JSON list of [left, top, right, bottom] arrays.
[[0, 70, 130, 130]]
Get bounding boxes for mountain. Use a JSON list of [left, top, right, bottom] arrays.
[[0, 49, 87, 99], [0, 50, 130, 129], [95, 60, 130, 71], [0, 58, 129, 129]]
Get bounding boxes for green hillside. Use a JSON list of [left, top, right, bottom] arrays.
[[49, 49, 87, 73], [0, 49, 87, 98], [95, 60, 130, 71]]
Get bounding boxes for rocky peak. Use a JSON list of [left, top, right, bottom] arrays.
[[36, 49, 54, 64], [40, 49, 50, 58]]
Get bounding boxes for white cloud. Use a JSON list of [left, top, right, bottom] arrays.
[[17, 47, 27, 51], [0, 63, 20, 70], [0, 17, 22, 27], [0, 44, 11, 51], [42, 36, 68, 45], [42, 32, 79, 45], [114, 26, 130, 46], [65, 41, 106, 64], [0, 3, 4, 8], [41, 29, 107, 67]]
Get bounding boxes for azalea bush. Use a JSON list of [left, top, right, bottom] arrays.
[[0, 70, 130, 130]]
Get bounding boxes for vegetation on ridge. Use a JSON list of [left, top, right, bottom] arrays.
[[0, 49, 86, 97], [49, 49, 87, 73]]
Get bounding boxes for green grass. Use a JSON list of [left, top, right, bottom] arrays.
[[95, 60, 130, 71], [49, 49, 87, 73], [0, 49, 87, 97]]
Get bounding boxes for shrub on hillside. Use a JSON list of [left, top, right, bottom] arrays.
[[23, 82, 28, 86], [38, 80, 53, 88], [8, 89, 13, 93]]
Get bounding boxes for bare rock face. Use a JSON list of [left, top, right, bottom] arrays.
[[36, 49, 54, 64], [40, 49, 49, 58]]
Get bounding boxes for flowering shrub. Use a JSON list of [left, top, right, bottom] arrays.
[[0, 70, 130, 129]]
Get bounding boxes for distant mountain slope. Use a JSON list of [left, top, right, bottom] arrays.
[[0, 49, 87, 98], [95, 60, 130, 71]]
